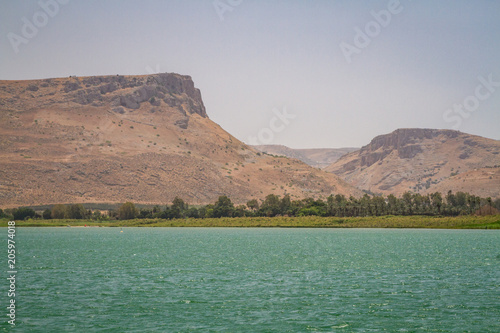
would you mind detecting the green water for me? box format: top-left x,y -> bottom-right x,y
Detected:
4,228 -> 500,332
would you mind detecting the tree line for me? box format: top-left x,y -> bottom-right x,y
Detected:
2,191 -> 499,221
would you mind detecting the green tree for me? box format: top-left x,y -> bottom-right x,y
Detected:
334,194 -> 347,216
402,192 -> 413,215
233,205 -> 248,217
298,206 -> 324,216
92,210 -> 103,220
372,196 -> 387,216
51,204 -> 67,219
387,194 -> 398,215
201,204 -> 214,218
42,209 -> 52,219
186,207 -> 199,218
246,199 -> 259,211
68,204 -> 87,219
13,207 -> 36,220
213,195 -> 234,217
259,194 -> 281,217
455,192 -> 467,209
108,209 -> 118,220
171,197 -> 187,218
446,190 -> 457,207
431,192 -> 443,214
326,195 -> 335,216
153,206 -> 165,219
412,194 -> 424,215
118,202 -> 138,220
486,197 -> 493,215
360,194 -> 372,216
138,208 -> 152,219
280,194 -> 292,215
348,196 -> 359,217
197,205 -> 207,219
494,198 -> 500,211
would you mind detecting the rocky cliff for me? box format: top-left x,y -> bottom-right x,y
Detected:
325,128 -> 500,198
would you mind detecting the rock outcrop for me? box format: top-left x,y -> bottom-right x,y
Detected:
63,73 -> 207,117
325,128 -> 500,197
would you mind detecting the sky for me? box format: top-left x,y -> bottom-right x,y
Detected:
1,0 -> 499,148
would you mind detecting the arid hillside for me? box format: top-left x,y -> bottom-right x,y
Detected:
0,73 -> 361,207
252,145 -> 358,169
325,128 -> 500,198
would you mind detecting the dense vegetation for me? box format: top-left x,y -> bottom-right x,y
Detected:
2,191 -> 499,222
2,215 -> 499,229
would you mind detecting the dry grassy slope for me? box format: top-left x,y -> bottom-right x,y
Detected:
429,167 -> 500,198
325,128 -> 500,198
0,73 -> 361,207
252,145 -> 358,168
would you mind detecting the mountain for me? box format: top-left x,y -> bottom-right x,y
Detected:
0,73 -> 361,207
252,145 -> 358,169
325,128 -> 500,198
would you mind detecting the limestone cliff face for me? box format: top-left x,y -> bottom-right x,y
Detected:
357,129 -> 459,168
64,73 -> 207,118
326,128 -> 500,197
366,129 -> 458,151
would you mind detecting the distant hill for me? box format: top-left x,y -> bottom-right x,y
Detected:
0,73 -> 361,207
252,145 -> 358,169
325,128 -> 500,198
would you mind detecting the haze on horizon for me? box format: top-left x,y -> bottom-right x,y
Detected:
1,0 -> 499,148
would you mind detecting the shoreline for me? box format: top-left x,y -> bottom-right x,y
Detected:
2,215 -> 499,229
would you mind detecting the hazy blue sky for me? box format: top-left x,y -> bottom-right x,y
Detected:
1,0 -> 499,148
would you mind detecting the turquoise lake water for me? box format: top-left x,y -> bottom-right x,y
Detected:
3,228 -> 500,332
